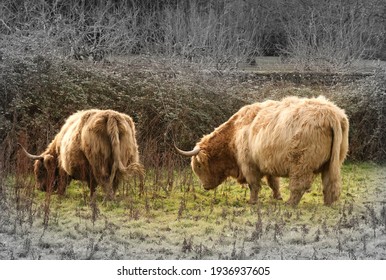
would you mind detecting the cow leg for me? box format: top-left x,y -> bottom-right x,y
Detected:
108,162 -> 118,197
248,184 -> 260,204
101,182 -> 115,201
266,175 -> 282,200
138,171 -> 145,196
240,164 -> 262,204
112,177 -> 120,193
88,177 -> 98,198
287,173 -> 314,206
91,165 -> 115,200
57,171 -> 71,195
321,167 -> 341,206
248,182 -> 261,204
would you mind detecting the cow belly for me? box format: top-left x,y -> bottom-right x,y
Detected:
60,150 -> 89,179
251,128 -> 331,177
255,148 -> 290,177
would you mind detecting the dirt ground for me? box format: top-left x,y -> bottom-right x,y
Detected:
0,164 -> 386,260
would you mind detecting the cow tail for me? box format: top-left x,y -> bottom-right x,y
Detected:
323,115 -> 349,205
107,115 -> 126,175
104,116 -> 124,198
107,115 -> 144,178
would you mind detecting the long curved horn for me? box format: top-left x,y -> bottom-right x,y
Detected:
17,143 -> 44,160
174,145 -> 200,157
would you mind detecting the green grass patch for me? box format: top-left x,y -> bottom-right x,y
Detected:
2,162 -> 385,259
5,162 -> 380,224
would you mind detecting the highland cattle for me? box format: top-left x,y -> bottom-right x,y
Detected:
176,96 -> 349,206
19,109 -> 144,199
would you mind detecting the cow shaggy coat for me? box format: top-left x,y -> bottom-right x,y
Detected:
20,109 -> 143,199
178,96 -> 349,206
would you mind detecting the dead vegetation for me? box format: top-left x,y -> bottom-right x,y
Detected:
0,54 -> 386,260
1,54 -> 386,167
0,163 -> 385,260
1,0 -> 386,261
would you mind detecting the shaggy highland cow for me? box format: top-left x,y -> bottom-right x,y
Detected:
19,109 -> 144,199
176,96 -> 349,206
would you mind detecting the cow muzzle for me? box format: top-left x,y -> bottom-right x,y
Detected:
202,181 -> 218,190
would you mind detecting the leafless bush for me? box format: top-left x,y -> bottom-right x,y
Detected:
1,53 -> 386,183
158,1 -> 261,69
0,0 -> 261,68
1,0 -> 385,71
340,68 -> 386,162
280,0 -> 385,72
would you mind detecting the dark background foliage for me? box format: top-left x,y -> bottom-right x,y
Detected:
1,0 -> 386,174
1,0 -> 385,67
1,55 -> 386,172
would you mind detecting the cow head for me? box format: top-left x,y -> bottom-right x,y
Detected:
175,145 -> 228,190
18,144 -> 57,192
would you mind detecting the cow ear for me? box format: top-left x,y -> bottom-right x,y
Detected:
33,158 -> 44,171
43,155 -> 55,170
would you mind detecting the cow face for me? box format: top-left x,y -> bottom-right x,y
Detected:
33,155 -> 57,192
191,151 -> 226,190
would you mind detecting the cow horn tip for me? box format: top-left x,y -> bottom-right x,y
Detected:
174,144 -> 200,157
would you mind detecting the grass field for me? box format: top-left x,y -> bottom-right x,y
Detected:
1,162 -> 385,260
1,0 -> 386,263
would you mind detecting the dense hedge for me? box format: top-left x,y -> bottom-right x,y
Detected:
1,55 -> 385,173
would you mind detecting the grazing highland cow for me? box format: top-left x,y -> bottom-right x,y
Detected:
176,96 -> 349,206
19,109 -> 144,199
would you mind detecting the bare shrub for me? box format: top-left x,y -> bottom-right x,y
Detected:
279,0 -> 385,72
340,68 -> 386,162
1,0 -> 385,71
0,0 -> 262,68
1,53 -> 386,181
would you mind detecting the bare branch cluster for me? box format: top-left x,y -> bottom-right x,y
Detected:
1,0 -> 385,70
